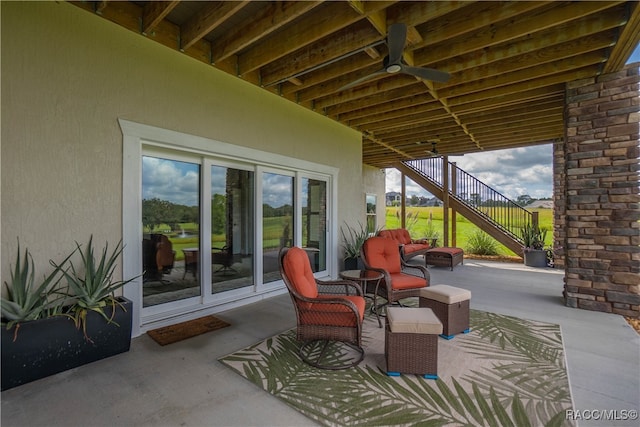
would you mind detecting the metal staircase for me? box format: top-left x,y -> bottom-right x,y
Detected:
395,158 -> 535,255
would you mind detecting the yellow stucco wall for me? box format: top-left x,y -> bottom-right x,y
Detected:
1,1 -> 369,281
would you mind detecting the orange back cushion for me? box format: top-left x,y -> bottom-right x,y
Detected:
378,229 -> 411,245
363,237 -> 401,274
283,247 -> 318,298
396,229 -> 412,244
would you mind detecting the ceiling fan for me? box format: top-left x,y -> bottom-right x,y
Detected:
339,23 -> 450,91
425,142 -> 439,156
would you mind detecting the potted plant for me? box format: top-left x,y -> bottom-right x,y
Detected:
340,222 -> 370,270
520,223 -> 548,267
1,236 -> 135,391
423,214 -> 440,247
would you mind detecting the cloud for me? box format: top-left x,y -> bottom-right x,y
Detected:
142,156 -> 200,206
262,172 -> 293,208
386,144 -> 553,199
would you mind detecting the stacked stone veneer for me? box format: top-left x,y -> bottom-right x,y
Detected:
556,63 -> 639,318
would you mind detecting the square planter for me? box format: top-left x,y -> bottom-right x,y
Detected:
1,297 -> 132,391
524,249 -> 547,267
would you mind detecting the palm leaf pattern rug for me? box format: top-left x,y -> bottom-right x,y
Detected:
219,309 -> 574,426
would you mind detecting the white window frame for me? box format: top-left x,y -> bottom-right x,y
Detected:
120,119 -> 339,336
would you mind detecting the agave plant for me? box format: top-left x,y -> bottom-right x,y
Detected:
51,236 -> 136,340
340,222 -> 371,259
520,223 -> 547,251
1,241 -> 73,338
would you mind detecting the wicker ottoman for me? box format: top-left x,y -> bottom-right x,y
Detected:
419,285 -> 471,340
425,247 -> 464,270
385,307 -> 442,379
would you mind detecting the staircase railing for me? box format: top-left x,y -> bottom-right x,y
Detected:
402,158 -> 533,242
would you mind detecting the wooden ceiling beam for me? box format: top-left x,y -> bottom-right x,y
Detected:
461,103 -> 564,126
425,9 -> 626,75
414,1 -> 549,52
452,86 -> 564,115
415,2 -> 626,66
346,100 -> 441,127
446,66 -> 599,107
373,118 -> 462,140
469,114 -> 562,136
442,51 -> 607,99
180,1 -> 251,51
260,20 -> 382,87
604,1 -> 640,72
336,93 -> 435,122
363,112 -> 455,134
142,1 -> 180,35
388,1 -> 473,29
316,6 -> 620,114
237,2 -> 361,75
211,1 -> 321,64
437,29 -> 618,85
443,45 -> 612,99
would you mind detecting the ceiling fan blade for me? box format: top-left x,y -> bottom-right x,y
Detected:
402,65 -> 450,83
387,23 -> 407,65
338,68 -> 387,91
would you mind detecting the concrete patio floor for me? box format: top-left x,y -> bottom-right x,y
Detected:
2,260 -> 638,426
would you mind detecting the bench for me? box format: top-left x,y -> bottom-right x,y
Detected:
425,247 -> 464,270
377,228 -> 432,262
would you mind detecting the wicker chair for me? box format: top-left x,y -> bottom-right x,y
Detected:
361,236 -> 430,326
279,246 -> 366,370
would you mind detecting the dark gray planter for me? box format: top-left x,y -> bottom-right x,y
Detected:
344,257 -> 364,271
523,249 -> 547,267
1,297 -> 132,391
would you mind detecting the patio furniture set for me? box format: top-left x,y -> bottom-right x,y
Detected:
279,229 -> 470,378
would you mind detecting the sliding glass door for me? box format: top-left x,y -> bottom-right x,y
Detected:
141,155 -> 200,308
301,177 -> 327,273
138,149 -> 331,321
262,171 -> 294,284
210,165 -> 254,293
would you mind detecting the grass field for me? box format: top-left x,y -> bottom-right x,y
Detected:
384,207 -> 554,257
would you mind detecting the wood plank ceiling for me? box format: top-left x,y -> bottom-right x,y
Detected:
71,1 -> 640,168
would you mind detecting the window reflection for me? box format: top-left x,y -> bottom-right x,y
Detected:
211,166 -> 254,293
141,156 -> 200,307
262,172 -> 293,283
302,178 -> 327,272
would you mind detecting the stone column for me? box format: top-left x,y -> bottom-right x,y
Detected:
561,63 -> 639,318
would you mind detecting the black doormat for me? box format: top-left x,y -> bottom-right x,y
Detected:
147,315 -> 230,346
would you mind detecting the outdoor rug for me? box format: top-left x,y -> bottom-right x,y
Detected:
147,315 -> 230,346
219,309 -> 574,426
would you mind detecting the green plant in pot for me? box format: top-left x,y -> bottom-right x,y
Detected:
423,213 -> 440,247
1,241 -> 73,339
520,223 -> 548,267
1,236 -> 136,391
340,222 -> 370,270
51,235 -> 136,341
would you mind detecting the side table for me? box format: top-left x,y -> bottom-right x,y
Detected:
339,269 -> 384,327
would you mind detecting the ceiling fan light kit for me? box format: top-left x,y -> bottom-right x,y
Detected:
339,23 -> 450,91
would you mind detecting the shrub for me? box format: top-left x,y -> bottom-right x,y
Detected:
466,230 -> 499,255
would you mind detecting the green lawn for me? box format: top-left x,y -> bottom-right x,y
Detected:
384,207 -> 554,257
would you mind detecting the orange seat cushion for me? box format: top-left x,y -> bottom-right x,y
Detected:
389,272 -> 426,290
404,243 -> 430,254
300,295 -> 365,326
283,247 -> 318,299
363,237 -> 402,274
